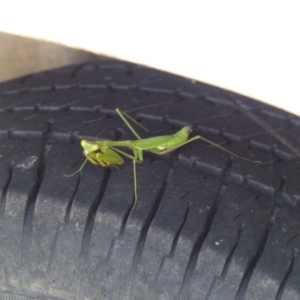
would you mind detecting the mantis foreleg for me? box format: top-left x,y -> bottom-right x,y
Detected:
64,158 -> 89,177
108,145 -> 143,214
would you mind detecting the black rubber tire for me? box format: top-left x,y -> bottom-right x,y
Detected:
0,60 -> 300,300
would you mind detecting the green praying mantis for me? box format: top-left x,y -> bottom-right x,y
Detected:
66,108 -> 260,214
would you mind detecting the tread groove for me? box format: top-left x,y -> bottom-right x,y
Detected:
234,208 -> 276,300
21,142 -> 48,286
178,184 -> 227,299
64,176 -> 80,224
274,176 -> 286,207
76,167 -> 112,298
45,223 -> 61,287
170,207 -> 190,258
0,162 -> 13,214
126,167 -> 173,298
96,234 -> 117,295
220,225 -> 244,280
275,248 -> 295,300
286,234 -> 298,246
148,207 -> 190,300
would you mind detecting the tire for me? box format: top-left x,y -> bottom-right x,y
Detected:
0,60 -> 299,300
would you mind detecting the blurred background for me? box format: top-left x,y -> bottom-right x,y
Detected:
0,32 -> 103,83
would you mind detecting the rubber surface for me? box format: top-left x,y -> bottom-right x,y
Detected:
0,61 -> 300,300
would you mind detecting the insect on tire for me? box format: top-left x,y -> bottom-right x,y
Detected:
0,59 -> 299,300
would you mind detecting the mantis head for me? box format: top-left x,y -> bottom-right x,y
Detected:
81,140 -> 100,156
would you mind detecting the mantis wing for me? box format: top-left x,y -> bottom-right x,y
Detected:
132,135 -> 175,150
132,126 -> 191,151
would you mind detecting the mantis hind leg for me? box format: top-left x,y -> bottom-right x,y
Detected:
194,135 -> 262,163
159,135 -> 261,164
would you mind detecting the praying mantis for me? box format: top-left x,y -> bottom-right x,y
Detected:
66,108 -> 260,214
